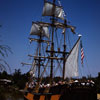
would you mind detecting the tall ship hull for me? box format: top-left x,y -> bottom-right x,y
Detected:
24,83 -> 97,100
22,0 -> 97,100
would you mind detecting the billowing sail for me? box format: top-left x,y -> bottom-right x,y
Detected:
64,38 -> 80,79
30,22 -> 49,38
42,2 -> 64,20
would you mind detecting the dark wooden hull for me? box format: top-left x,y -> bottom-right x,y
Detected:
24,83 -> 97,100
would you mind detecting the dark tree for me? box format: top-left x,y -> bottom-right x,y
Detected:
0,39 -> 12,73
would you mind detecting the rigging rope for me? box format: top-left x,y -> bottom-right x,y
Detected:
67,30 -> 72,50
55,28 -> 59,49
84,51 -> 91,76
55,28 -> 63,51
79,63 -> 83,78
54,60 -> 63,77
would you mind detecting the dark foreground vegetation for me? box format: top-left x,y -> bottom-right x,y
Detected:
0,69 -> 100,93
0,85 -> 24,100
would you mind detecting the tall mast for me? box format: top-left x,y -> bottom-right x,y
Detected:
37,26 -> 45,80
38,34 -> 42,79
50,0 -> 56,83
63,20 -> 67,80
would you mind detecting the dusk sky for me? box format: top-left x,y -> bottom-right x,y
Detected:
0,0 -> 100,77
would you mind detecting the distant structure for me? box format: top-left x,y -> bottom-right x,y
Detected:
0,79 -> 12,86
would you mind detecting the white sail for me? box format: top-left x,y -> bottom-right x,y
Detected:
29,60 -> 36,77
64,38 -> 80,79
55,6 -> 64,19
42,2 -> 64,20
29,47 -> 39,78
30,22 -> 49,38
42,27 -> 49,38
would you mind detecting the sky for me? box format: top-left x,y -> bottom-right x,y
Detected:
0,0 -> 100,77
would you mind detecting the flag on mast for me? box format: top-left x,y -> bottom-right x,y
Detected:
80,40 -> 84,64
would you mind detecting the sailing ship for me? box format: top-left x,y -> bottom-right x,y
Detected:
22,0 -> 97,100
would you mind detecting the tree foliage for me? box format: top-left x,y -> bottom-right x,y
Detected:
0,44 -> 12,73
0,69 -> 100,92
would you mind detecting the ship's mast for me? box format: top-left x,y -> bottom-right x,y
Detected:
28,0 -> 76,83
46,0 -> 68,81
30,34 -> 42,80
50,0 -> 56,83
38,34 -> 41,79
63,20 -> 67,80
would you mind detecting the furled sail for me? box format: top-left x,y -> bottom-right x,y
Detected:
30,22 -> 49,38
64,38 -> 80,79
42,2 -> 64,20
29,60 -> 36,78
